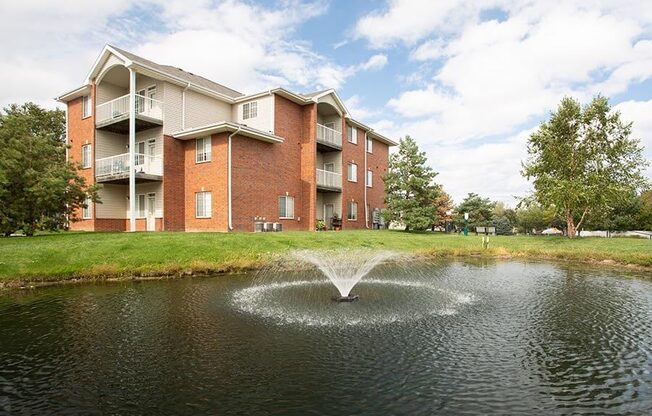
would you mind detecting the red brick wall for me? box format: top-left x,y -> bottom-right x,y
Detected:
299,100 -> 317,230
183,132 -> 228,231
68,82 -> 96,231
231,132 -> 305,231
341,124 -> 367,229
95,218 -> 126,231
366,138 -> 390,224
163,135 -> 185,231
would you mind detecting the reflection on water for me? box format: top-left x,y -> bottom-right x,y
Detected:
0,260 -> 650,415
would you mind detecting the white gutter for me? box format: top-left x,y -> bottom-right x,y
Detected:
227,126 -> 242,231
364,131 -> 369,229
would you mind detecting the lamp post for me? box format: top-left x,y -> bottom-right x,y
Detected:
464,212 -> 469,236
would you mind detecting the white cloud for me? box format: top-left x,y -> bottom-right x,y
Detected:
345,95 -> 379,120
0,0 -> 386,107
614,100 -> 652,179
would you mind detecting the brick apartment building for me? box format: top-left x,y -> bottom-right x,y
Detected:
56,45 -> 396,232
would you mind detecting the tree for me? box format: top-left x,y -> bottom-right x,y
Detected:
454,193 -> 495,229
522,96 -> 649,238
639,190 -> 652,231
583,190 -> 642,231
515,203 -> 558,234
384,136 -> 440,231
0,103 -> 99,236
433,189 -> 454,228
492,216 -> 513,235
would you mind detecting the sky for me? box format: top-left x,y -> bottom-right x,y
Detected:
1,0 -> 651,205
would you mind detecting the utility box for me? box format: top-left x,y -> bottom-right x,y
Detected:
264,222 -> 274,232
273,223 -> 282,232
254,222 -> 264,232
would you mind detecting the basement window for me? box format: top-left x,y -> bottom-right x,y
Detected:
347,201 -> 358,221
82,196 -> 92,219
243,101 -> 258,120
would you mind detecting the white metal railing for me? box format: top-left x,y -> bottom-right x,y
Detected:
316,169 -> 342,189
317,124 -> 342,148
95,153 -> 163,179
96,94 -> 163,125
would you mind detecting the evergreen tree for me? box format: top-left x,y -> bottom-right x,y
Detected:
454,193 -> 495,229
384,136 -> 440,231
0,103 -> 99,236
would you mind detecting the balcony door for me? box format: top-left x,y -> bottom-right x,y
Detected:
323,162 -> 334,172
146,193 -> 156,231
324,204 -> 334,229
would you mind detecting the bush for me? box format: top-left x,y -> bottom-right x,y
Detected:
493,216 -> 513,235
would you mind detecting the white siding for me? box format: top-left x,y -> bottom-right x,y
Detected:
96,82 -> 126,105
162,82 -> 183,134
234,95 -> 274,133
317,94 -> 342,114
185,90 -> 232,129
96,184 -> 127,218
136,127 -> 163,157
96,131 -> 128,159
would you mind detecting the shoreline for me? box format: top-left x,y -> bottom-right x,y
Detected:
2,249 -> 651,291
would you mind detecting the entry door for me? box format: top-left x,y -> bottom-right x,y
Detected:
146,193 -> 156,231
324,204 -> 334,229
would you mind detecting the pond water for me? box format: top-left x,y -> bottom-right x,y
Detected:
0,260 -> 651,415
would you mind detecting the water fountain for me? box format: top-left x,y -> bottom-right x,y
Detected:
292,250 -> 396,302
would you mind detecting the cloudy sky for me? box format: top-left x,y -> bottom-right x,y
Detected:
1,0 -> 651,205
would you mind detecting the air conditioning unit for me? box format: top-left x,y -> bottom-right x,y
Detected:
273,223 -> 282,232
254,222 -> 264,233
264,222 -> 274,232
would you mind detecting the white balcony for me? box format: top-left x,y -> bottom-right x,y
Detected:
316,169 -> 342,191
95,94 -> 163,133
95,153 -> 163,183
317,124 -> 342,149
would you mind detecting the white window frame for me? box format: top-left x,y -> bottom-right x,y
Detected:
81,144 -> 92,168
82,95 -> 92,119
366,137 -> 373,153
196,137 -> 212,163
347,125 -> 357,144
243,101 -> 258,120
136,194 -> 146,218
347,162 -> 358,182
347,201 -> 358,221
82,196 -> 92,219
366,170 -> 373,188
195,191 -> 212,218
279,195 -> 295,219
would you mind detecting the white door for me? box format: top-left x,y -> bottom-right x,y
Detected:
147,140 -> 156,173
146,193 -> 156,231
324,162 -> 334,172
324,204 -> 334,229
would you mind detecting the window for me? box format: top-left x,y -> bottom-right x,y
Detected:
279,195 -> 295,219
196,192 -> 212,218
243,101 -> 258,120
82,196 -> 92,219
366,170 -> 373,187
347,125 -> 357,144
347,201 -> 358,221
81,144 -> 91,168
82,95 -> 92,118
196,137 -> 211,162
366,137 -> 373,153
136,194 -> 146,218
347,163 -> 357,182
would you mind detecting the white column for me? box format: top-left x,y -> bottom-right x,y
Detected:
129,68 -> 136,232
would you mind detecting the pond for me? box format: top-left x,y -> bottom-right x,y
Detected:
0,259 -> 650,415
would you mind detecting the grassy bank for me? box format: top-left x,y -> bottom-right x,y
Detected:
0,230 -> 651,286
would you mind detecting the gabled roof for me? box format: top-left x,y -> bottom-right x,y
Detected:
109,46 -> 243,99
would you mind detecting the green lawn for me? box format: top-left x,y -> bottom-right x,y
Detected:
0,230 -> 651,285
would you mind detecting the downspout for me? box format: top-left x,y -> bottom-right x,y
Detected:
364,131 -> 369,228
181,83 -> 190,130
227,126 -> 242,231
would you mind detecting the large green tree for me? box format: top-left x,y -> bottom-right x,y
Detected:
0,103 -> 99,236
639,190 -> 652,231
384,136 -> 440,231
454,193 -> 495,229
522,96 -> 648,238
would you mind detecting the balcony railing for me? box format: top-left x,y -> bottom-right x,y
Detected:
96,94 -> 163,126
95,153 -> 163,179
317,124 -> 342,148
316,169 -> 342,189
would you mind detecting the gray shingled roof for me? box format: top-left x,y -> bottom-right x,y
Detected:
110,45 -> 244,98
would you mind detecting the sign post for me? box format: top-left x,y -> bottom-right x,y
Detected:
464,212 -> 469,236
